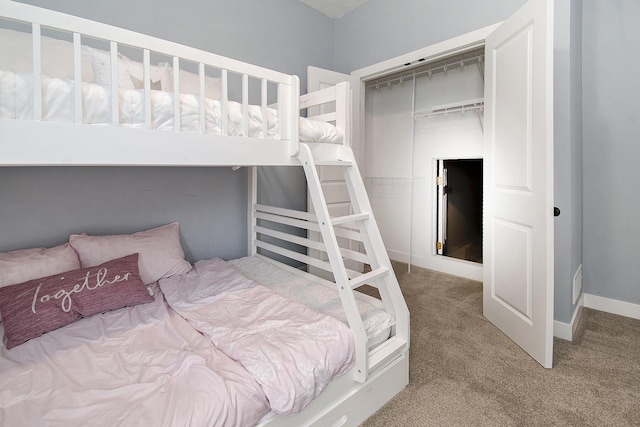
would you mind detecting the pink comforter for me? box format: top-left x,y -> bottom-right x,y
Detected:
159,258 -> 355,415
0,284 -> 269,426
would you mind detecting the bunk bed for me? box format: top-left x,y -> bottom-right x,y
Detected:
0,1 -> 410,426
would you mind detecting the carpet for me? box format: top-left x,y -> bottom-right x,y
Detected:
360,262 -> 640,426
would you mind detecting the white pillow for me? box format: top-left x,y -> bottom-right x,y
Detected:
69,222 -> 192,285
0,243 -> 81,288
0,28 -> 95,82
152,62 -> 222,100
84,46 -> 137,89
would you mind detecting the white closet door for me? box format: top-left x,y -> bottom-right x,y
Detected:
483,0 -> 555,368
307,67 -> 364,276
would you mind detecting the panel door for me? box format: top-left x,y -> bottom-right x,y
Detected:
483,0 -> 555,368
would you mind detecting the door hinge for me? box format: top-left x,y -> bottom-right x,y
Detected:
436,176 -> 442,186
436,241 -> 443,251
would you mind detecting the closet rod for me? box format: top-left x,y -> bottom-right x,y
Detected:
412,98 -> 484,119
367,54 -> 484,90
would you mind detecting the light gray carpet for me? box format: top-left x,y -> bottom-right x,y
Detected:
360,262 -> 640,426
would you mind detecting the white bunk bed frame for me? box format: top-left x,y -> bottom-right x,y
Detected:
0,2 -> 410,426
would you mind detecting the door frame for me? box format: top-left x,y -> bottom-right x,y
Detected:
435,157 -> 484,264
351,24 -> 501,82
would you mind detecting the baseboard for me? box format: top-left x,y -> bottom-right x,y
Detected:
554,293 -> 640,340
583,293 -> 640,320
553,295 -> 584,341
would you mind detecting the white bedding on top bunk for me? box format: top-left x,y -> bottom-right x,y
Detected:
0,70 -> 343,144
229,256 -> 396,350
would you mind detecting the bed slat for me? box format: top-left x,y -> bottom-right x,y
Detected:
172,57 -> 181,131
221,69 -> 228,135
73,32 -> 82,123
110,41 -> 119,125
31,23 -> 42,120
143,49 -> 151,129
242,74 -> 249,137
198,63 -> 205,133
261,78 -> 268,138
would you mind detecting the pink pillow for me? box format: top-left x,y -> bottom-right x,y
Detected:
69,222 -> 192,285
0,253 -> 153,349
0,243 -> 81,289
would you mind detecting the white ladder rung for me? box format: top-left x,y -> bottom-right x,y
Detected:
368,336 -> 408,372
349,267 -> 389,290
331,212 -> 370,226
313,159 -> 353,167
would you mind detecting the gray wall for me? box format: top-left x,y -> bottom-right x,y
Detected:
2,0 -> 334,261
0,167 -> 246,262
553,0 -> 583,323
334,0 -> 526,73
14,0 -> 334,93
582,1 -> 640,305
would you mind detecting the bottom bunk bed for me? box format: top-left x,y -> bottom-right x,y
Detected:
0,3 -> 409,423
0,221 -> 408,427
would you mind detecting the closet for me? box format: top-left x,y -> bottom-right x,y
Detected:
341,0 -> 556,369
364,48 -> 485,280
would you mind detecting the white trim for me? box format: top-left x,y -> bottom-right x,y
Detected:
386,248 -> 483,281
583,293 -> 640,321
351,23 -> 501,81
555,293 -> 640,341
553,321 -> 571,341
553,295 -> 583,341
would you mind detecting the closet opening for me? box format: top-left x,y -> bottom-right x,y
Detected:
436,158 -> 483,264
356,39 -> 488,280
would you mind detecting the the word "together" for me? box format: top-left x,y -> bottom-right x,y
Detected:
31,268 -> 132,314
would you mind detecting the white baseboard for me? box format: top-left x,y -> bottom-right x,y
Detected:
554,293 -> 640,341
583,293 -> 640,320
553,294 -> 584,341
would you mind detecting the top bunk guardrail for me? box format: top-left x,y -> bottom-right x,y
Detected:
0,1 -> 346,167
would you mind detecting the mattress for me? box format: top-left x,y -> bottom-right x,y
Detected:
229,256 -> 395,349
0,259 -> 356,426
0,69 -> 343,144
158,257 -> 355,415
0,283 -> 271,426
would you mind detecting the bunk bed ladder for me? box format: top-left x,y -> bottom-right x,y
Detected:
298,143 -> 410,384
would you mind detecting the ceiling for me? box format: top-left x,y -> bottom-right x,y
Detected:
299,0 -> 370,19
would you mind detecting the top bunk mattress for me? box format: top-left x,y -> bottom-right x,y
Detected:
0,69 -> 343,144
